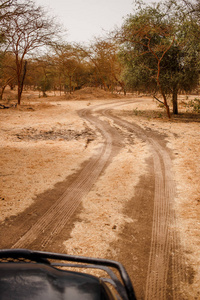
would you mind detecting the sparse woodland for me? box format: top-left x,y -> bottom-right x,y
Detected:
0,0 -> 200,116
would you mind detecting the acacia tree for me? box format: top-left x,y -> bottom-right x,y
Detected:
89,39 -> 114,90
31,56 -> 54,96
0,52 -> 16,99
0,1 -> 18,99
2,0 -> 61,105
118,1 -> 200,116
0,0 -> 15,23
53,43 -> 88,93
81,38 -> 125,93
119,5 -> 177,117
163,0 -> 200,114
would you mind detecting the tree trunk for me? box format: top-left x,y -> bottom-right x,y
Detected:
163,93 -> 170,118
69,75 -> 72,94
172,87 -> 178,114
156,59 -> 171,118
17,60 -> 27,105
9,82 -> 15,90
0,85 -> 6,100
158,80 -> 171,118
0,78 -> 15,100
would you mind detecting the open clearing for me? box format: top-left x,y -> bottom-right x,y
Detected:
0,90 -> 199,299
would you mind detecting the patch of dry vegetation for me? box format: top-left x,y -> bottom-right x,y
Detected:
65,87 -> 122,100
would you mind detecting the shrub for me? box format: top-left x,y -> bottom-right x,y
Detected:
187,98 -> 200,113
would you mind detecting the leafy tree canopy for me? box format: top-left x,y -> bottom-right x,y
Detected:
118,0 -> 200,116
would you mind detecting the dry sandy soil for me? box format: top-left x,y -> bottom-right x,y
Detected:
0,88 -> 199,299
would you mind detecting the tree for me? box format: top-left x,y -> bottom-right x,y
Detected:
118,4 -> 177,117
53,43 -> 88,93
118,1 -> 200,116
80,38 -> 125,94
2,0 -> 61,105
33,56 -> 54,96
0,1 -> 15,45
162,0 -> 200,113
0,52 -> 16,99
0,0 -> 15,22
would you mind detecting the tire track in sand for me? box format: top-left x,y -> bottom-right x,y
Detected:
12,99 -> 187,299
12,107 -> 120,249
101,110 -> 187,300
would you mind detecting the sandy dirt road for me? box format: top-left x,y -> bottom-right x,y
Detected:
105,107 -> 186,300
0,96 -> 199,299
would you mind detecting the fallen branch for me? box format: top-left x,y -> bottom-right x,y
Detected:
0,103 -> 17,109
153,96 -> 164,105
0,104 -> 10,109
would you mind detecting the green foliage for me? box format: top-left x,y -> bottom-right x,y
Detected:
38,77 -> 52,96
133,107 -> 139,115
118,0 -> 200,115
187,98 -> 200,113
118,4 -> 177,92
159,43 -> 199,94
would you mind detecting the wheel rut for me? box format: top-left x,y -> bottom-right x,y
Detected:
101,110 -> 187,299
9,99 -> 187,299
12,106 -> 123,249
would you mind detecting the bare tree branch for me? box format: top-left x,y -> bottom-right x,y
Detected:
1,0 -> 63,104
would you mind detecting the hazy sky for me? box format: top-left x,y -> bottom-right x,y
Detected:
35,0 -> 138,43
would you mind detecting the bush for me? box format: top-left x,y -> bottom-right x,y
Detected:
187,98 -> 200,113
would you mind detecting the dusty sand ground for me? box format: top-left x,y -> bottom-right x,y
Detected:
0,89 -> 199,298
111,97 -> 200,298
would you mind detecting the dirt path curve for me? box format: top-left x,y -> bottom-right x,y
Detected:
3,99 -> 187,299
12,101 -> 123,249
